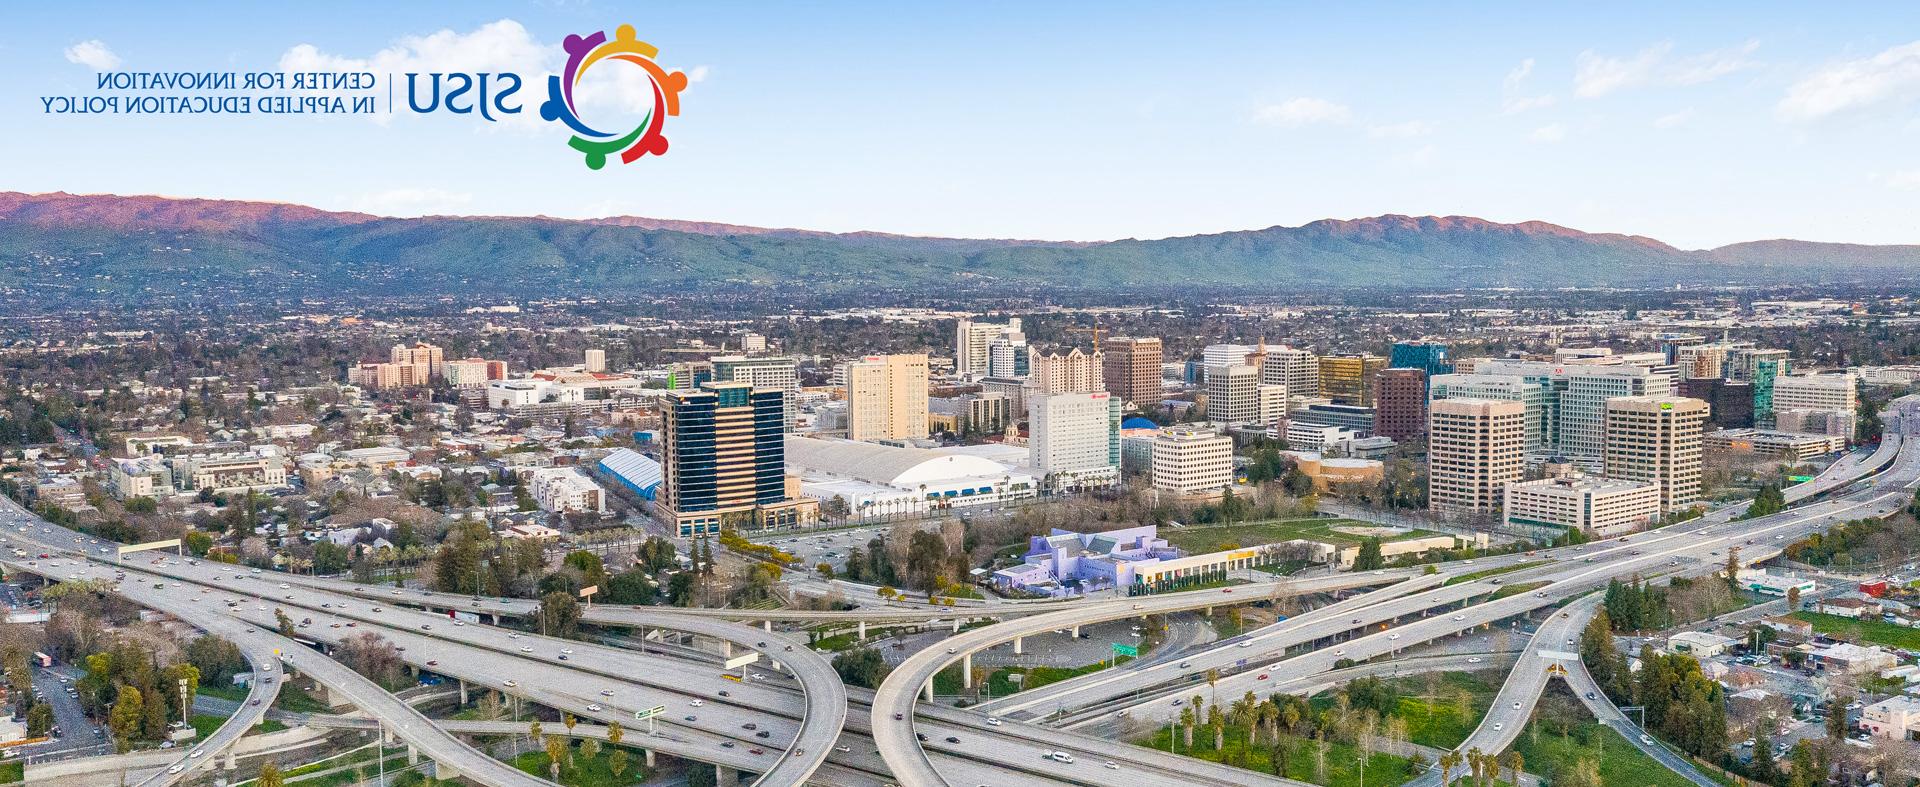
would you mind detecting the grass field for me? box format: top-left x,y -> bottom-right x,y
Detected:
1136,725 -> 1414,787
1162,518 -> 1440,554
190,714 -> 285,739
510,745 -> 649,786
1491,580 -> 1552,600
1509,719 -> 1703,787
199,682 -> 331,714
1792,611 -> 1920,649
0,761 -> 21,784
1383,671 -> 1501,750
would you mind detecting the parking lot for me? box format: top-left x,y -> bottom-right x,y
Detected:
755,526 -> 895,574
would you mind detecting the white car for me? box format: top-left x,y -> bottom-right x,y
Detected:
1493,723 -> 1504,731
520,646 -> 533,653
985,717 -> 1002,726
587,704 -> 602,712
1451,615 -> 1464,621
1237,641 -> 1252,648
1388,633 -> 1400,640
1266,662 -> 1283,671
503,680 -> 517,687
690,699 -> 705,707
1466,657 -> 1483,664
278,583 -> 290,589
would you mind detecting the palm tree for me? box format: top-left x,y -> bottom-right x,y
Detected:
1466,747 -> 1485,787
1438,750 -> 1461,785
1504,750 -> 1524,785
1179,706 -> 1196,750
1207,703 -> 1225,751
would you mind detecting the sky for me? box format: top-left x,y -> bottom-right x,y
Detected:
5,2 -> 1920,248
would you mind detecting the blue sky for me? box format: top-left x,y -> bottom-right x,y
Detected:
5,2 -> 1920,247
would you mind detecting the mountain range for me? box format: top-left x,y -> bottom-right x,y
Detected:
1,190 -> 1915,303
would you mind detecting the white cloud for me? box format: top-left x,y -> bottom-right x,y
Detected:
1530,123 -> 1567,142
1574,40 -> 1759,98
351,188 -> 475,216
1502,94 -> 1557,114
1253,97 -> 1351,127
1778,41 -> 1920,121
63,40 -> 120,70
1653,108 -> 1694,128
1503,59 -> 1535,92
686,65 -> 710,83
1500,57 -> 1555,113
1367,120 -> 1433,139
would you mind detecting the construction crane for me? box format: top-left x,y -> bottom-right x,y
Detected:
1062,324 -> 1105,348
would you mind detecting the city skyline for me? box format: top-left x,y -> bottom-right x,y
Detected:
7,2 -> 1920,248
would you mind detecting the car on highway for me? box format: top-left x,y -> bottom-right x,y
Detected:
720,740 -> 735,748
691,699 -> 704,707
985,717 -> 1002,726
503,680 -> 516,687
1049,751 -> 1075,763
1493,723 -> 1504,731
587,704 -> 602,712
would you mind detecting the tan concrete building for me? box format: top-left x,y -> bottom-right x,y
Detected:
1205,364 -> 1281,425
1428,398 -> 1526,513
1149,426 -> 1233,494
1101,336 -> 1163,408
1028,347 -> 1104,395
1603,395 -> 1708,513
842,354 -> 930,441
1503,475 -> 1662,537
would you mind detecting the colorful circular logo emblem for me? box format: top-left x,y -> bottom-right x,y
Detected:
540,24 -> 688,170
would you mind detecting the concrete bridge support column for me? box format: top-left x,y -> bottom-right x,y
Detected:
721,639 -> 732,658
1013,636 -> 1023,655
1071,625 -> 1080,638
433,762 -> 461,782
408,744 -> 419,766
858,620 -> 866,639
718,766 -> 740,787
459,678 -> 468,705
924,680 -> 936,702
962,653 -> 973,688
952,619 -> 961,633
225,748 -> 237,771
764,620 -> 773,633
644,749 -> 656,768
381,724 -> 394,745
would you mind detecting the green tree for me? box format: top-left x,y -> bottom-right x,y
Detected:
275,607 -> 295,637
108,683 -> 144,752
831,648 -> 890,689
608,748 -> 629,780
540,591 -> 582,639
25,702 -> 53,737
562,550 -> 608,589
1351,538 -> 1385,571
256,762 -> 286,787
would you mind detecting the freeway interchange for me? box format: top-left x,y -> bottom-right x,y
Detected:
1,394 -> 1914,786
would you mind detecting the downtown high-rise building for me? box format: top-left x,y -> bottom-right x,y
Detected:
712,355 -> 801,431
1430,372 -> 1555,453
660,382 -> 817,536
1374,368 -> 1428,440
1388,341 -> 1453,383
1028,347 -> 1104,395
955,317 -> 1021,378
1319,354 -> 1387,406
1029,391 -> 1120,490
1205,364 -> 1283,426
1428,398 -> 1527,514
841,354 -> 930,441
1260,345 -> 1319,399
583,348 -> 607,373
1101,336 -> 1163,408
1602,396 -> 1707,514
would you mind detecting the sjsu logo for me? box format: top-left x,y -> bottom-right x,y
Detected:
404,24 -> 687,170
543,24 -> 688,170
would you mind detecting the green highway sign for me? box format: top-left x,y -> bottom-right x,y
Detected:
1112,643 -> 1138,658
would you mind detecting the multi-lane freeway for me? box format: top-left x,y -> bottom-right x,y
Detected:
5,394 -> 1914,787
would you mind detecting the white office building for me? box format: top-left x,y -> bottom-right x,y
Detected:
1504,476 -> 1662,537
1150,426 -> 1233,495
528,467 -> 606,514
1029,391 -> 1120,490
